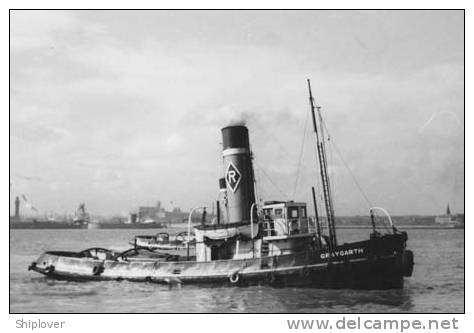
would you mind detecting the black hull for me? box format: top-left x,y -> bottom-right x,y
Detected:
273,256 -> 405,289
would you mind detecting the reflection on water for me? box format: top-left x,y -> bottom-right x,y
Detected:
10,228 -> 464,313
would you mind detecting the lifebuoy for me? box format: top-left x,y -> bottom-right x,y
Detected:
229,271 -> 240,284
92,264 -> 104,276
300,266 -> 310,277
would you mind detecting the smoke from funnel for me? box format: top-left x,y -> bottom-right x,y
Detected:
226,119 -> 246,127
226,110 -> 258,127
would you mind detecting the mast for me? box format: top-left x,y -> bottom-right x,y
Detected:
307,79 -> 337,248
311,186 -> 322,248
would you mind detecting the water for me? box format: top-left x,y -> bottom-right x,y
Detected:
10,228 -> 464,313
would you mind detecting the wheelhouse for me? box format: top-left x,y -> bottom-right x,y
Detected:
192,201 -> 321,263
262,201 -> 315,238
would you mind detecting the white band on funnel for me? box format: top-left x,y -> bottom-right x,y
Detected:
222,148 -> 249,157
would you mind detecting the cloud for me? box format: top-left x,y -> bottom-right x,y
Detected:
10,11 -> 464,215
10,11 -> 78,52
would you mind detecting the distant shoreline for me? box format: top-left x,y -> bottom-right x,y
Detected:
9,223 -> 463,230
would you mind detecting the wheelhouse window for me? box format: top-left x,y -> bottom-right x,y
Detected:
274,208 -> 283,218
288,207 -> 299,218
263,208 -> 273,217
301,207 -> 307,218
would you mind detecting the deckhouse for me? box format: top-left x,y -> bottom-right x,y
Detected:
192,126 -> 322,263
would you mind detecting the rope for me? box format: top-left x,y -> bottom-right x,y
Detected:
292,111 -> 309,198
325,131 -> 337,211
251,122 -> 296,166
254,169 -> 266,201
254,162 -> 288,200
321,119 -> 373,209
251,148 -> 261,206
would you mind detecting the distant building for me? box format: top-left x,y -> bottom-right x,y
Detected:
137,201 -> 166,223
128,213 -> 138,224
14,196 -> 20,220
435,203 -> 457,224
164,207 -> 189,223
455,213 -> 465,224
135,200 -> 211,224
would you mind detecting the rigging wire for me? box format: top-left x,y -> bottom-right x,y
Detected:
251,122 -> 297,166
250,147 -> 261,207
256,176 -> 268,204
324,124 -> 337,212
321,118 -> 374,210
254,161 -> 289,200
292,110 -> 309,199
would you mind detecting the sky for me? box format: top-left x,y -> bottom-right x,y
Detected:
10,10 -> 464,216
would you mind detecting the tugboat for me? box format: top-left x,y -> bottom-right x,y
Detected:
28,80 -> 414,289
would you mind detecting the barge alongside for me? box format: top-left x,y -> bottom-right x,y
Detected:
28,80 -> 414,289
